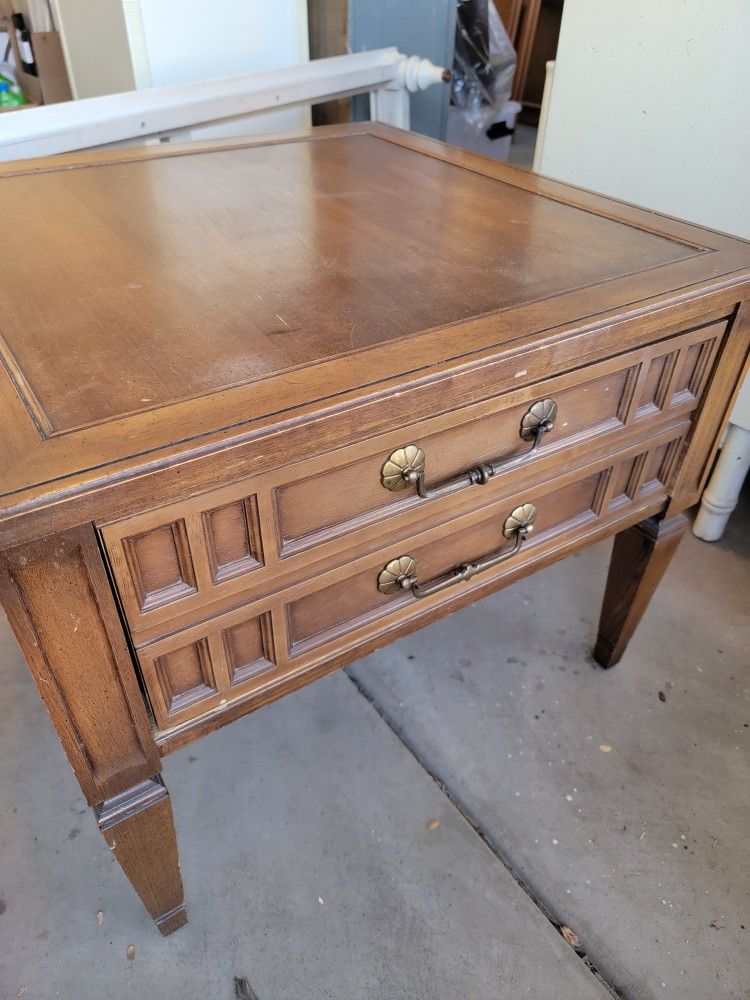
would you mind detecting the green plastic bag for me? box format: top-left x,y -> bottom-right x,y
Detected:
0,74 -> 27,107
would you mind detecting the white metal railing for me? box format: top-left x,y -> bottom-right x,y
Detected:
0,48 -> 449,161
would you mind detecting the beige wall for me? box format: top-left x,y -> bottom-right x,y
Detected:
51,0 -> 136,98
538,0 -> 750,239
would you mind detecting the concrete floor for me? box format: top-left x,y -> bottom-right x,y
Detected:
0,497 -> 747,999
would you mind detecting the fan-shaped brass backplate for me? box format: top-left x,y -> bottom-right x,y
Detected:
376,555 -> 417,594
380,445 -> 426,491
503,503 -> 537,538
520,399 -> 558,441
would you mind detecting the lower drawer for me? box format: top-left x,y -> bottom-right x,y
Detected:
134,428 -> 684,740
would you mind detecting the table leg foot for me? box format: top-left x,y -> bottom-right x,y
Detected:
594,513 -> 688,669
155,904 -> 189,936
95,775 -> 187,934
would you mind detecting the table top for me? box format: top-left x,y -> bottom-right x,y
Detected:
0,123 -> 748,523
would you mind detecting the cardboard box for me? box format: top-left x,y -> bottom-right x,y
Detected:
0,0 -> 72,104
30,29 -> 72,102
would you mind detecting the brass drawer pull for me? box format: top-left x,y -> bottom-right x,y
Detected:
380,399 -> 557,498
377,503 -> 537,600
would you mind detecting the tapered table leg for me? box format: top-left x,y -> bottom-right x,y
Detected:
96,776 -> 186,935
594,513 -> 688,668
0,525 -> 187,934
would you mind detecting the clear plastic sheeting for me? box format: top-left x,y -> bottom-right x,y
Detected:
451,0 -> 516,129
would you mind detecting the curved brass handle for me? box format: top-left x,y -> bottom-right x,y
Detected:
377,503 -> 537,601
381,399 -> 557,499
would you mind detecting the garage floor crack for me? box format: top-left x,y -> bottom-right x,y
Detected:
346,667 -> 626,1000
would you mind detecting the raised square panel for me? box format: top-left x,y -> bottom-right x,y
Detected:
607,456 -> 641,508
637,353 -> 675,414
153,638 -> 216,721
672,340 -> 715,403
222,614 -> 275,685
123,520 -> 197,612
640,442 -> 674,494
203,497 -> 263,583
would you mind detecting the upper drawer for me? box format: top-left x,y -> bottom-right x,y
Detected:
273,320 -> 722,557
100,317 -> 724,641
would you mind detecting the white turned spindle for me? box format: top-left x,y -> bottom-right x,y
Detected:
693,423 -> 750,541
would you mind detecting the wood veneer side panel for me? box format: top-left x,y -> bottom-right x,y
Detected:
667,300 -> 750,513
0,524 -> 160,803
307,0 -> 348,61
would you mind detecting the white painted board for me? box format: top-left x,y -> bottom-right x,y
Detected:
134,0 -> 310,137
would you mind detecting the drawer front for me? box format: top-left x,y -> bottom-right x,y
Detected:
283,438 -> 683,656
135,429 -> 684,737
273,321 -> 720,557
100,317 -> 723,644
286,473 -> 602,656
